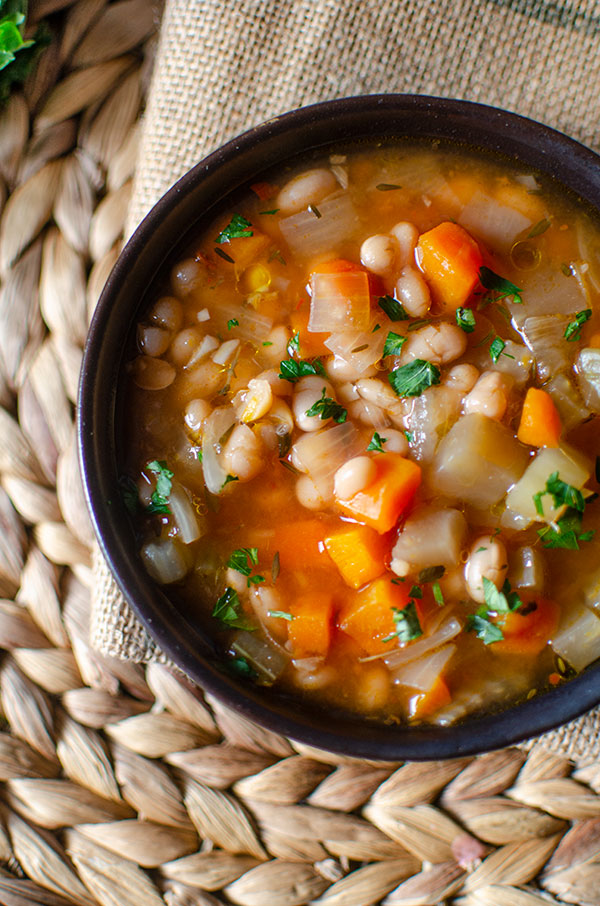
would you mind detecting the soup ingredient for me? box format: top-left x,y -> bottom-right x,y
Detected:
324,524 -> 388,589
338,577 -> 415,655
335,452 -> 422,533
416,221 -> 483,311
517,387 -> 562,448
288,594 -> 334,657
464,534 -> 508,604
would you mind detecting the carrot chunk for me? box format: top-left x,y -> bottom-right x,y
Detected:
288,593 -> 334,658
517,387 -> 562,448
338,576 -> 412,655
493,597 -> 560,656
263,520 -> 328,571
417,222 -> 483,312
335,453 -> 422,534
408,676 -> 451,720
324,525 -> 389,589
290,306 -> 331,357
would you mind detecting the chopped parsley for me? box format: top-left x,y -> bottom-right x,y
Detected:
489,336 -> 506,363
226,547 -> 265,587
227,318 -> 239,330
533,471 -> 586,515
216,214 -> 253,243
259,209 -> 279,215
467,613 -> 504,645
537,510 -> 595,549
278,358 -> 325,382
146,460 -> 173,514
456,307 -> 476,333
213,587 -> 255,630
527,218 -> 551,239
404,430 -> 414,443
367,431 -> 387,453
409,585 -> 423,599
308,203 -> 322,218
383,331 -> 407,357
388,359 -> 441,398
305,387 -> 348,423
407,319 -> 429,331
375,183 -> 402,191
467,578 -> 524,645
564,309 -> 592,342
268,610 -> 294,621
221,474 -> 239,489
432,582 -> 445,606
417,565 -> 445,583
377,295 -> 409,321
478,266 -> 522,305
482,577 -> 523,615
228,655 -> 255,678
383,601 -> 423,643
372,323 -> 382,333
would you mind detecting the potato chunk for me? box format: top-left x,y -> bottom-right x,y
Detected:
504,444 -> 592,524
431,413 -> 528,508
391,506 -> 467,575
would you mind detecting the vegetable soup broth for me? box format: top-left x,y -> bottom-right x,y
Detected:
123,142 -> 600,726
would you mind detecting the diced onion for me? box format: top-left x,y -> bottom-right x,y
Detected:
309,270 -> 371,333
230,631 -> 289,685
202,406 -> 237,495
291,422 -> 361,497
471,340 -> 533,386
513,267 -> 587,329
169,481 -> 202,544
213,301 -> 273,343
392,644 -> 456,691
576,347 -> 600,412
381,616 -> 462,670
545,373 -> 591,431
457,190 -> 532,251
405,385 -> 462,463
184,335 -> 219,370
140,539 -> 189,584
520,315 -> 572,381
552,606 -> 600,672
279,193 -> 359,258
391,506 -> 467,572
325,319 -> 387,372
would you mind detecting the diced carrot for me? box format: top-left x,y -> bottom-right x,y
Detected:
288,593 -> 334,658
408,676 -> 451,720
335,453 -> 422,534
290,305 -> 331,357
324,525 -> 389,589
589,332 -> 600,348
338,576 -> 413,655
548,672 -> 561,686
213,227 -> 271,273
517,387 -> 562,448
417,222 -> 483,312
311,258 -> 360,275
492,597 -> 560,656
263,519 -> 329,571
250,182 -> 276,201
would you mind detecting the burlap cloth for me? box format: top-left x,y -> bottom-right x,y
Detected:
92,0 -> 600,763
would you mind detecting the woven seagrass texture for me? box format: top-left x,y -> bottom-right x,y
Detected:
0,2 -> 600,905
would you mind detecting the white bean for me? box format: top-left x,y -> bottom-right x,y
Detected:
337,381 -> 360,403
170,327 -> 203,367
355,377 -> 399,409
260,325 -> 289,365
296,375 -> 334,394
238,378 -> 273,423
401,321 -> 467,366
184,398 -> 211,436
293,663 -> 337,690
295,474 -> 329,509
347,398 -> 389,428
257,369 -> 293,397
276,168 -> 338,215
130,356 -> 175,390
222,424 -> 264,482
225,567 -> 247,594
445,363 -> 479,394
293,377 -> 336,433
176,360 -> 224,400
137,324 -> 172,357
149,296 -> 183,331
360,234 -> 396,275
395,267 -> 431,318
379,428 -> 409,455
326,355 -> 376,382
464,534 -> 508,604
463,371 -> 512,421
390,221 -> 419,266
171,258 -> 203,297
333,456 -> 376,499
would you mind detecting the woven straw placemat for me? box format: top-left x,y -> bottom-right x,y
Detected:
0,2 -> 599,905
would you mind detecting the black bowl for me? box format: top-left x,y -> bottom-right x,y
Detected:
78,94 -> 600,760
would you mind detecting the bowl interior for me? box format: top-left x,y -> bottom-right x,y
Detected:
79,95 -> 600,760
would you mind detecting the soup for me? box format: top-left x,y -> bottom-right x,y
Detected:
121,142 -> 600,726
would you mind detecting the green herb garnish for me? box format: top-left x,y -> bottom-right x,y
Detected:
227,547 -> 259,576
383,331 -> 407,357
147,460 -> 173,514
227,318 -> 239,330
305,387 -> 347,423
119,475 -> 139,516
490,337 -> 506,363
367,431 -> 387,453
216,214 -> 253,243
537,509 -> 595,549
527,218 -> 551,239
0,3 -> 48,107
372,323 -> 382,333
213,587 -> 255,630
408,585 -> 423,599
229,655 -> 255,678
533,471 -> 586,515
259,209 -> 279,215
564,309 -> 592,342
268,610 -> 294,621
221,474 -> 239,489
278,358 -> 325,383
377,295 -> 409,321
467,613 -> 504,645
456,307 -> 476,333
417,565 -> 445,583
483,577 -> 523,615
404,430 -> 414,443
479,266 -> 522,304
388,359 -> 441,398
432,582 -> 445,606
383,601 -> 423,643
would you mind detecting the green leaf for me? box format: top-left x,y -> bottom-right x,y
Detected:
417,565 -> 445,583
456,307 -> 476,333
388,359 -> 441,398
479,266 -> 522,304
147,460 -> 173,514
467,613 -> 504,644
545,471 -> 585,512
383,330 -> 407,357
228,655 -> 255,677
214,246 -> 235,264
537,509 -> 595,549
0,10 -> 48,107
213,587 -> 255,630
216,214 -> 253,243
221,474 -> 239,489
482,577 -> 523,615
367,431 -> 387,453
564,308 -> 592,342
490,336 -> 506,363
527,218 -> 551,239
383,601 -> 423,643
432,582 -> 445,606
278,358 -> 325,383
305,387 -> 347,423
268,610 -> 294,621
409,585 -> 423,599
377,295 -> 409,321
227,318 -> 239,330
226,547 -> 259,577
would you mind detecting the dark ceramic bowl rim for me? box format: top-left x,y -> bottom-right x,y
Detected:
78,94 -> 600,760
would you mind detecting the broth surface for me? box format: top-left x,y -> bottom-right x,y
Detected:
122,142 -> 600,726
